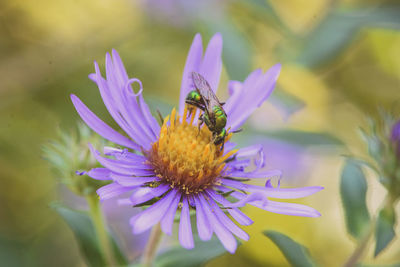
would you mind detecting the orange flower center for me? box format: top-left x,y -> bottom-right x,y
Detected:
145,106 -> 236,194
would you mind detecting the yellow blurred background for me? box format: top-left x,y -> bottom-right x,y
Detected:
1,0 -> 399,266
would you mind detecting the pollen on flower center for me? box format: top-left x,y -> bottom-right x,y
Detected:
145,106 -> 236,194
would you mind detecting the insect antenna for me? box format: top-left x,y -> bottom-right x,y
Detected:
232,128 -> 243,134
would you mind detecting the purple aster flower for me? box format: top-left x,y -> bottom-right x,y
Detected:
70,33 -> 323,253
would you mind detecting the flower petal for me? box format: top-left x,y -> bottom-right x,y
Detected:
92,62 -> 150,147
104,53 -> 156,147
89,145 -> 154,176
179,34 -> 203,114
111,49 -> 129,85
227,170 -> 282,179
87,168 -> 111,180
110,174 -> 158,187
179,197 -> 195,249
199,195 -> 237,254
199,33 -> 223,93
253,200 -> 321,217
223,68 -> 262,114
139,93 -> 161,138
130,190 -> 178,234
235,144 -> 265,171
207,190 -> 253,226
160,191 -> 181,235
103,147 -> 147,163
97,183 -> 135,201
129,184 -> 170,206
70,94 -> 140,150
221,179 -> 323,199
194,195 -> 213,241
223,191 -> 269,208
226,64 -> 281,131
208,198 -> 249,241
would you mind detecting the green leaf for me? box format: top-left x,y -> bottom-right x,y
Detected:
340,160 -> 370,240
297,7 -> 400,67
374,205 -> 396,257
155,238 -> 228,267
51,203 -> 127,267
264,230 -> 316,267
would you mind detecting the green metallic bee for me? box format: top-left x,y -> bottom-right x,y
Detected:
185,72 -> 228,149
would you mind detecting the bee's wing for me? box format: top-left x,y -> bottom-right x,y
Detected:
191,72 -> 221,119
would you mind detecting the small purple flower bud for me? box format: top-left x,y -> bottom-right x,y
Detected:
75,170 -> 86,176
391,120 -> 400,156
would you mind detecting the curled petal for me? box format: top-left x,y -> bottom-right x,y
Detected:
227,159 -> 251,171
95,61 -> 152,147
235,144 -> 266,171
125,78 -> 143,97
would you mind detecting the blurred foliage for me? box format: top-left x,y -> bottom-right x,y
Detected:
52,203 -> 127,267
264,230 -> 317,267
43,123 -> 109,196
340,159 -> 371,240
1,0 -> 400,266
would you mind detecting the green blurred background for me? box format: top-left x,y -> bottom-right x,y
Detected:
1,0 -> 399,266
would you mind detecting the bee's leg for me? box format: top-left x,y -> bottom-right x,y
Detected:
219,136 -> 225,152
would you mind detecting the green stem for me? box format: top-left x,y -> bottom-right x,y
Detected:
86,194 -> 116,266
343,193 -> 397,267
142,224 -> 163,267
342,220 -> 375,267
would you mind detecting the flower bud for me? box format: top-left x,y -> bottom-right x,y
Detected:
43,122 -> 109,196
